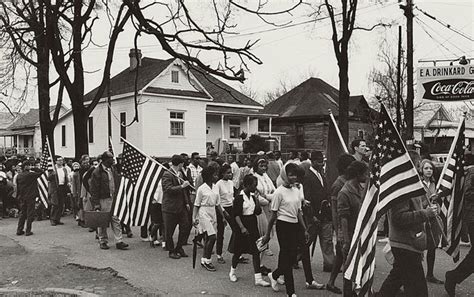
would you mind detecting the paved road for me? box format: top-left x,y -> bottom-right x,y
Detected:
1,215 -> 473,296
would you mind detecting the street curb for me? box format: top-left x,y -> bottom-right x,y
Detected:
0,287 -> 99,296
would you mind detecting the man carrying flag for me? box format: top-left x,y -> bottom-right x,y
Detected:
344,103 -> 434,296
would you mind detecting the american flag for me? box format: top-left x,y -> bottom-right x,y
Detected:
437,118 -> 465,262
37,140 -> 54,208
344,104 -> 426,295
112,140 -> 164,226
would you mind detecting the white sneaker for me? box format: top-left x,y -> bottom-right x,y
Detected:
255,278 -> 270,287
305,280 -> 325,290
229,272 -> 237,282
277,275 -> 285,285
290,294 -> 297,297
268,272 -> 279,292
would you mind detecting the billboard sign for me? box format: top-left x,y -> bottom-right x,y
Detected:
417,64 -> 474,102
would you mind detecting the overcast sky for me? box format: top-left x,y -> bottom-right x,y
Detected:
3,0 -> 474,111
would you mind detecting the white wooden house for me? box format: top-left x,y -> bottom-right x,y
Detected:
54,49 -> 276,158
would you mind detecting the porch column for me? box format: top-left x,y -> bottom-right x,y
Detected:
221,114 -> 225,140
246,116 -> 250,138
17,135 -> 19,152
269,117 -> 272,138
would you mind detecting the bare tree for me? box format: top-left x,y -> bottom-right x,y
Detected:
0,1 -> 64,151
369,39 -> 407,127
317,0 -> 390,143
46,0 -> 132,159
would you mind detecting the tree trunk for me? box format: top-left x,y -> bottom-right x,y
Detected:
36,23 -> 55,156
338,50 -> 350,144
71,102 -> 89,159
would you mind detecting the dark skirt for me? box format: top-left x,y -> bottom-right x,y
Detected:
230,215 -> 259,255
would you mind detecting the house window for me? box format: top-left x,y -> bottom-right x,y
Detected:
171,70 -> 179,83
88,117 -> 94,143
23,137 -> 29,148
296,124 -> 304,148
229,118 -> 241,139
358,129 -> 365,139
120,112 -> 126,140
170,111 -> 185,136
61,125 -> 66,147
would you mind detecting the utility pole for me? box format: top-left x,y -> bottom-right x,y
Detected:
397,25 -> 402,132
401,0 -> 414,142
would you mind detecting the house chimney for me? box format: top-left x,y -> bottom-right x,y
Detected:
129,48 -> 142,71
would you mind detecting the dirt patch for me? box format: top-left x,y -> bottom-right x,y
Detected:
0,236 -> 153,296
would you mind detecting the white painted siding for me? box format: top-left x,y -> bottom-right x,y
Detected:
54,98 -> 142,158
149,63 -> 204,92
141,95 -> 206,157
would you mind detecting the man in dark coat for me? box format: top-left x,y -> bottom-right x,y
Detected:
302,150 -> 335,272
90,151 -> 128,250
162,154 -> 191,259
48,156 -> 69,226
16,161 -> 43,236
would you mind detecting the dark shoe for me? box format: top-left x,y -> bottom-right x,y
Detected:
177,248 -> 188,257
88,228 -> 95,232
217,256 -> 226,264
99,243 -> 109,250
426,275 -> 444,284
25,231 -> 33,236
56,221 -> 64,225
127,232 -> 133,238
116,242 -> 129,250
201,262 -> 216,272
326,284 -> 342,294
260,265 -> 272,275
238,256 -> 249,264
51,221 -> 57,226
444,271 -> 456,297
16,230 -> 25,236
169,252 -> 181,259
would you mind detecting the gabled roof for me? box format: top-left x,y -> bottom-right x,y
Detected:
83,57 -> 262,108
84,57 -> 174,102
8,106 -> 61,130
263,77 -> 372,119
414,104 -> 454,128
0,112 -> 18,129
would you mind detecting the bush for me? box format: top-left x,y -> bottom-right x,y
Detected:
243,134 -> 267,153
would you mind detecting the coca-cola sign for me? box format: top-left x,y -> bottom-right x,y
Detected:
417,65 -> 474,102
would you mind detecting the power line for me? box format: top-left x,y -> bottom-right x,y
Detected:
414,16 -> 464,56
84,1 -> 397,52
414,5 -> 474,42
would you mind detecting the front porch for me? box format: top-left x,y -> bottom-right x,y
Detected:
205,106 -> 278,154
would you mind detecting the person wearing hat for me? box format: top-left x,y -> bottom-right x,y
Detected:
16,161 -> 43,236
90,151 -> 128,250
302,150 -> 335,272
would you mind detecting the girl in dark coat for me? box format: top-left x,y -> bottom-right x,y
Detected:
229,174 -> 270,287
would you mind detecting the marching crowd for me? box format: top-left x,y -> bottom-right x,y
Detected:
0,139 -> 473,297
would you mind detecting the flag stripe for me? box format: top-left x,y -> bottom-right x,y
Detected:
344,104 -> 426,294
113,141 -> 165,226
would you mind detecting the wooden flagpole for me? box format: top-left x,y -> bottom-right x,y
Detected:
328,109 -> 349,153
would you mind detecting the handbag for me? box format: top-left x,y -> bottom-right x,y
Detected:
84,210 -> 111,228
